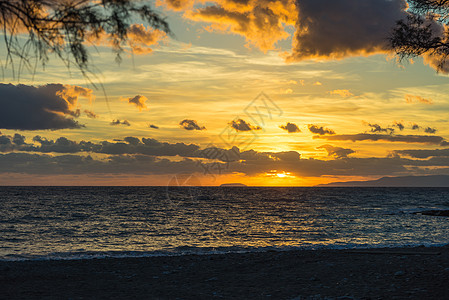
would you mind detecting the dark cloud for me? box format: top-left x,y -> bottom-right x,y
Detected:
198,146 -> 241,162
410,124 -> 437,134
288,0 -> 407,61
394,148 -> 449,159
31,136 -> 83,153
0,83 -> 89,130
179,119 -> 206,131
393,121 -> 404,131
308,125 -> 335,135
229,119 -> 261,132
0,133 -> 27,152
424,127 -> 437,134
0,152 -> 199,175
149,124 -> 159,129
4,150 -> 448,177
7,134 -> 203,158
316,133 -> 447,145
366,123 -> 395,134
317,144 -> 355,158
1,133 -> 449,178
124,137 -> 141,146
110,119 -> 131,126
280,122 -> 301,133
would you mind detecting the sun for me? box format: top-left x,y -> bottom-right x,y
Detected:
276,172 -> 289,178
265,170 -> 294,178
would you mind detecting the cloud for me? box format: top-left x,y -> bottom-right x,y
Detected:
184,0 -> 297,52
0,133 -> 238,162
161,0 -> 412,64
363,121 -> 429,134
84,110 -> 98,119
308,124 -> 335,135
365,123 -> 395,134
393,121 -> 404,131
157,0 -> 194,11
410,124 -> 438,134
127,24 -> 167,54
0,133 -> 27,152
424,127 -> 437,134
405,94 -> 433,104
0,83 -> 91,130
328,89 -> 353,97
149,124 -> 159,129
122,95 -> 148,111
22,135 -> 202,157
3,150 -> 448,178
279,122 -> 301,133
316,133 -> 447,145
317,144 -> 355,158
110,119 -> 131,126
179,119 -> 206,131
287,0 -> 407,61
89,24 -> 167,55
394,148 -> 449,159
229,119 -> 261,132
0,152 -> 201,176
31,136 -> 83,153
423,53 -> 449,74
1,133 -> 449,178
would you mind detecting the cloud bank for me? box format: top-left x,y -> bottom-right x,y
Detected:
1,133 -> 449,178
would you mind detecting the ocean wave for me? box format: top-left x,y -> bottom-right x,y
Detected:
2,242 -> 448,262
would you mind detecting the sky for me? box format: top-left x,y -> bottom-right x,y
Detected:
0,0 -> 448,186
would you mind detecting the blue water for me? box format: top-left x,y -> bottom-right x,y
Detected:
1,187 -> 448,260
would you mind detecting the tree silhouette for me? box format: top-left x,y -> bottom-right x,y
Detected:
390,0 -> 449,71
0,0 -> 171,78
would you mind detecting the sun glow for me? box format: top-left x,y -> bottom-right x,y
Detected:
266,170 -> 294,178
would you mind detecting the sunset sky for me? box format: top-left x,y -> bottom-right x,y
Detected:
1,0 -> 448,186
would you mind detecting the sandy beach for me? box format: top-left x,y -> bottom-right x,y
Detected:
1,245 -> 449,299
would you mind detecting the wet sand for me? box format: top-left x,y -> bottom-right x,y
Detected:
1,245 -> 449,299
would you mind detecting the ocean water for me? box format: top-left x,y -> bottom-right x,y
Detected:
1,186 -> 448,261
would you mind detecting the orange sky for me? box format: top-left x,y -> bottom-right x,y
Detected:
0,0 -> 448,186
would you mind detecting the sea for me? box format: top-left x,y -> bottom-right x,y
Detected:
1,186 -> 448,261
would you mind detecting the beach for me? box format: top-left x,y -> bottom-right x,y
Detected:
2,245 -> 449,299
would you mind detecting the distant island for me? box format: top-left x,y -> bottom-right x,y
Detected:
318,175 -> 449,187
220,183 -> 247,187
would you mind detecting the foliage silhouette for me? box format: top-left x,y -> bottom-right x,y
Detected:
0,0 -> 171,78
391,0 -> 449,71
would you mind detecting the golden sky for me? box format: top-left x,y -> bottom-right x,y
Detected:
0,0 -> 448,186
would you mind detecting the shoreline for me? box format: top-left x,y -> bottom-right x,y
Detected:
2,245 -> 449,299
2,242 -> 449,262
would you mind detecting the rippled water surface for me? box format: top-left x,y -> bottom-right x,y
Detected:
1,187 -> 448,260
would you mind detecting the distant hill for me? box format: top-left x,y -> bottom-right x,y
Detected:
220,183 -> 247,187
318,175 -> 449,187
